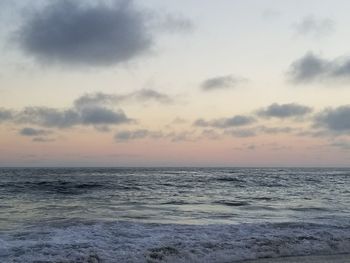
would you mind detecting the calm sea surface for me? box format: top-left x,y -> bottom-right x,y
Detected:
1,168 -> 350,262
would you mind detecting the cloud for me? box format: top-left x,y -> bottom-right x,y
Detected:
167,131 -> 195,142
0,89 -> 174,131
74,93 -> 119,109
74,89 -> 172,109
314,105 -> 350,132
115,129 -> 151,141
329,140 -> 350,150
133,89 -> 173,103
225,129 -> 257,138
16,0 -> 151,67
294,16 -> 335,38
288,52 -> 350,83
201,129 -> 221,140
80,107 -> 129,125
258,126 -> 295,134
19,127 -> 51,136
17,107 -> 81,128
201,75 -> 246,91
257,103 -> 312,118
16,106 -> 130,128
0,93 -> 132,129
296,130 -> 329,138
0,109 -> 13,122
114,129 -> 196,142
194,115 -> 255,128
155,14 -> 193,34
115,129 -> 168,142
32,137 -> 55,143
224,125 -> 295,138
14,0 -> 192,67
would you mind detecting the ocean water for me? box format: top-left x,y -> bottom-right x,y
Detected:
0,168 -> 350,262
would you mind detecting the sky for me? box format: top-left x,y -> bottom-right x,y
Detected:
0,0 -> 350,167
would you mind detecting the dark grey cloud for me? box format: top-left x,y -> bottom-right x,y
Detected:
17,107 -> 80,128
294,16 -> 335,38
201,75 -> 246,91
0,109 -> 13,122
18,126 -> 55,142
16,0 -> 151,67
74,89 -> 172,109
14,0 -> 192,67
314,105 -> 350,132
289,52 -> 350,83
0,93 -> 131,129
0,90 -> 172,131
257,103 -> 312,118
288,53 -> 328,83
74,93 -> 119,109
194,115 -> 256,128
19,127 -> 51,136
17,106 -> 130,128
80,107 -> 128,125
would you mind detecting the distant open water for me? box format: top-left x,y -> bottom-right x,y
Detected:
1,168 -> 350,262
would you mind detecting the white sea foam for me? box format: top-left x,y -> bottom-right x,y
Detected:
1,221 -> 350,263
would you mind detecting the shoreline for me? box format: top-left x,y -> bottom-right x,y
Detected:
241,254 -> 350,263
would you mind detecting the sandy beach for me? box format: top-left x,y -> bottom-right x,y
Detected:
242,254 -> 350,263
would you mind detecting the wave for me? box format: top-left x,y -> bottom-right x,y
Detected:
0,181 -> 105,195
1,221 -> 350,263
213,200 -> 250,207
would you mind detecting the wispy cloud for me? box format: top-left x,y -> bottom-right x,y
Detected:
115,129 -> 162,142
200,75 -> 246,91
114,129 -> 196,143
293,16 -> 335,38
32,137 -> 55,143
19,127 -> 51,136
194,115 -> 256,128
74,89 -> 173,109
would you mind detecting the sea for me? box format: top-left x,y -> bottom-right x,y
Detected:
0,167 -> 350,262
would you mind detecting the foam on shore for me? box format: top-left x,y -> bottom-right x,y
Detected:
242,254 -> 350,263
1,220 -> 350,262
